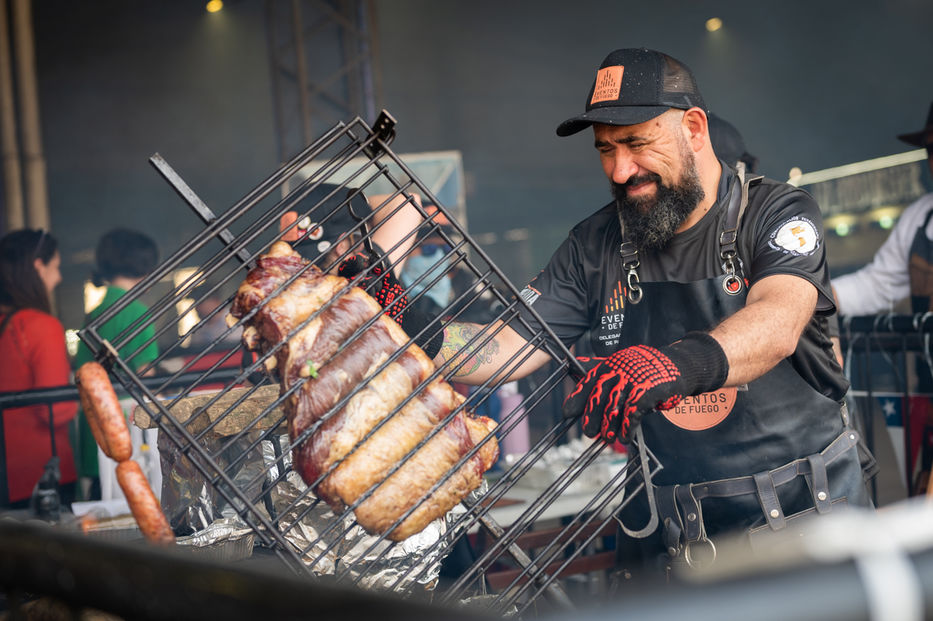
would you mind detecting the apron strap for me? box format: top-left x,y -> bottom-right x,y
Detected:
719,163 -> 764,295
807,453 -> 833,514
754,471 -> 786,530
655,485 -> 684,555
674,483 -> 704,543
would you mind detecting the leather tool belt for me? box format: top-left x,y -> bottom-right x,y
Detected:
654,427 -> 862,569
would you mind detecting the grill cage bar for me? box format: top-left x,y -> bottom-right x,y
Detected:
382,366 -> 577,591
323,337 -> 562,577
96,342 -> 313,574
83,120 -> 365,365
77,111 -> 652,612
492,451 -> 660,613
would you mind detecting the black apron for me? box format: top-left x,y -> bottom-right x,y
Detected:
908,208 -> 933,314
906,208 -> 933,470
615,168 -> 873,562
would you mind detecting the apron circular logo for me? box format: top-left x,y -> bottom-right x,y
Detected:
661,387 -> 737,431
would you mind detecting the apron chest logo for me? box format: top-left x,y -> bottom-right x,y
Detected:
661,387 -> 737,431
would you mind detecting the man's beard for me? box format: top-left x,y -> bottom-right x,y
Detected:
612,154 -> 705,251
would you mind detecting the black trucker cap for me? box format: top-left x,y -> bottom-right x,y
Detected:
556,48 -> 706,137
279,183 -> 371,256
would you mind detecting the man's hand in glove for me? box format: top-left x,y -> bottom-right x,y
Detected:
562,332 -> 729,443
338,252 -> 408,323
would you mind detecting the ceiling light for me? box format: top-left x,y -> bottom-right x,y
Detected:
206,0 -> 223,13
706,18 -> 722,32
866,206 -> 903,230
825,214 -> 857,237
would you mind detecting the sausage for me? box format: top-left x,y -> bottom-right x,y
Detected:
76,377 -> 110,457
116,460 -> 175,545
76,362 -> 132,462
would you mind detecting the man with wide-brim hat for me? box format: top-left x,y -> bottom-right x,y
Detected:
897,101 -> 933,150
832,100 -> 933,494
833,101 -> 933,316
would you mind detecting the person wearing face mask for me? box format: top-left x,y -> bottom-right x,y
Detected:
0,229 -> 78,509
399,202 -> 456,318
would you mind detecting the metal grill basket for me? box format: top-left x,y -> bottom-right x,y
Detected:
78,111 -> 661,615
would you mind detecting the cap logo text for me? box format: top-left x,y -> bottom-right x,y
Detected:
591,65 -> 624,104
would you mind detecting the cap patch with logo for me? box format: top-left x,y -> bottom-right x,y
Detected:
768,217 -> 820,256
590,66 -> 624,105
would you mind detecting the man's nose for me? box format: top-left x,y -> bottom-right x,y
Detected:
609,153 -> 639,185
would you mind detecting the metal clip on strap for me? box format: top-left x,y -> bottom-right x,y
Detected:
719,171 -> 744,295
619,240 -> 642,305
616,208 -> 643,305
673,484 -> 702,542
673,484 -> 717,568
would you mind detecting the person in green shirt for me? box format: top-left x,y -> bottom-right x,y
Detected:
73,229 -> 159,500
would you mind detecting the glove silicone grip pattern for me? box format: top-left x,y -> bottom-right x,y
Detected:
338,252 -> 408,324
564,346 -> 683,443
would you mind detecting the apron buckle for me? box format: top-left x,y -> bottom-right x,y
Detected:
722,274 -> 743,295
720,250 -> 744,296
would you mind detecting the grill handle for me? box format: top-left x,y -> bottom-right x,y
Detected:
615,426 -> 661,539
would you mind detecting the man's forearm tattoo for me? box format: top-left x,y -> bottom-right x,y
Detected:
440,323 -> 500,377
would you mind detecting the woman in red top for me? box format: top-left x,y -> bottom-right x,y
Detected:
0,229 -> 77,507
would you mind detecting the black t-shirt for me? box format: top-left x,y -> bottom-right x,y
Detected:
516,164 -> 848,400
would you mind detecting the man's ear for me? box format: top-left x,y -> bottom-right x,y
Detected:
682,107 -> 709,152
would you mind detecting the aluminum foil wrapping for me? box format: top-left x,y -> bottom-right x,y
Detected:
159,427 -> 482,593
175,517 -> 256,562
158,428 -> 270,533
264,435 -> 482,593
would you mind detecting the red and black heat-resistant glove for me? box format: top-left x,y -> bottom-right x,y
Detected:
338,252 -> 409,323
337,252 -> 445,359
562,332 -> 729,444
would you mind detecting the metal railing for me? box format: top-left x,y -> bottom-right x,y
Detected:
840,313 -> 933,498
0,367 -> 241,507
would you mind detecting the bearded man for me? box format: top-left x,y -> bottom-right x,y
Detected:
410,47 -> 875,574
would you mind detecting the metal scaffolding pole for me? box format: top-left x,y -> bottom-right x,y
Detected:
11,0 -> 49,231
0,0 -> 25,233
265,0 -> 380,165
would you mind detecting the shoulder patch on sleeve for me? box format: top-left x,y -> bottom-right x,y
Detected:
520,285 -> 541,306
768,216 -> 820,256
